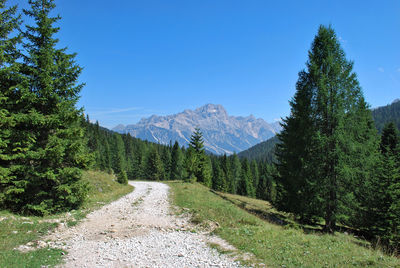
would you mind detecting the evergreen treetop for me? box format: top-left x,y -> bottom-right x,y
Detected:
189,127 -> 205,154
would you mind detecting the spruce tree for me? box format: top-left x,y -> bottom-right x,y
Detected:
237,159 -> 255,197
170,141 -> 184,180
228,153 -> 241,194
358,123 -> 400,249
211,160 -> 226,191
184,147 -> 197,182
256,163 -> 268,200
117,170 -> 128,185
0,0 -> 23,208
190,127 -> 205,154
111,134 -> 126,174
220,154 -> 231,192
160,146 -> 171,180
1,0 -> 90,215
144,147 -> 164,180
250,160 -> 259,191
188,128 -> 212,186
275,69 -> 320,222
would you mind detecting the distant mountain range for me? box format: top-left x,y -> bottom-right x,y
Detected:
238,98 -> 400,163
113,104 -> 282,155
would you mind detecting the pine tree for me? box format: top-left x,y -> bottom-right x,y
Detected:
250,160 -> 259,191
212,159 -> 226,191
220,154 -> 231,192
1,0 -> 90,215
111,134 -> 125,174
121,134 -> 134,180
237,159 -> 255,197
358,123 -> 400,250
111,134 -> 127,183
190,127 -> 205,154
144,147 -> 164,180
170,141 -> 184,180
0,0 -> 23,209
275,69 -> 320,222
256,163 -> 268,200
160,146 -> 171,180
117,170 -> 128,185
228,153 -> 241,194
380,122 -> 399,154
184,146 -> 197,182
188,128 -> 211,186
132,141 -> 145,179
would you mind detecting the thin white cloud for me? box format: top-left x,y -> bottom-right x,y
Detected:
90,107 -> 142,116
378,67 -> 385,73
338,36 -> 347,44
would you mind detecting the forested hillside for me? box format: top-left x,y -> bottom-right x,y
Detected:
237,136 -> 279,162
372,99 -> 400,132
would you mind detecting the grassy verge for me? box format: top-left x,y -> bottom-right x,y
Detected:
168,182 -> 400,267
0,170 -> 133,268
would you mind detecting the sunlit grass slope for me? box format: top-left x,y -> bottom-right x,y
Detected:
168,182 -> 400,267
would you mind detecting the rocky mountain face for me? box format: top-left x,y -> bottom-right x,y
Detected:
112,104 -> 282,155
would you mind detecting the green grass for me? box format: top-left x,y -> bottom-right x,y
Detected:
168,182 -> 400,268
0,170 -> 133,268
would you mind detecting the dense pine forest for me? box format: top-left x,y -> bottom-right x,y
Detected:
84,120 -> 277,203
1,0 -> 399,257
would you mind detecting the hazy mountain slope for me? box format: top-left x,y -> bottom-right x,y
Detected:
113,104 -> 281,155
237,135 -> 280,163
372,99 -> 400,132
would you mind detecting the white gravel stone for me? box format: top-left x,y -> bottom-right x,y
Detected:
45,181 -> 243,268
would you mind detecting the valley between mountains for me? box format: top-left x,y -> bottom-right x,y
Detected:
39,182 -> 243,267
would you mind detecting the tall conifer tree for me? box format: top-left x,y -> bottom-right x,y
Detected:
2,0 -> 90,214
188,128 -> 211,186
276,25 -> 378,231
144,147 -> 164,181
229,153 -> 241,194
170,141 -> 184,180
0,0 -> 23,208
275,70 -> 319,222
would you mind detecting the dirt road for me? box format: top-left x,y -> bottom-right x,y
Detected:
48,181 -> 242,267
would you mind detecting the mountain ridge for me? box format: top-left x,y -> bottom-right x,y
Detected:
113,104 -> 281,155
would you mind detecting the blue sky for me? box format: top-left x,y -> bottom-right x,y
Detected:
10,0 -> 400,128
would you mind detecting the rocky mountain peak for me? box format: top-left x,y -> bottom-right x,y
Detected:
195,104 -> 228,118
113,104 -> 281,155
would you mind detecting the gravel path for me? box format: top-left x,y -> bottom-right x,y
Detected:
47,181 -> 243,267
